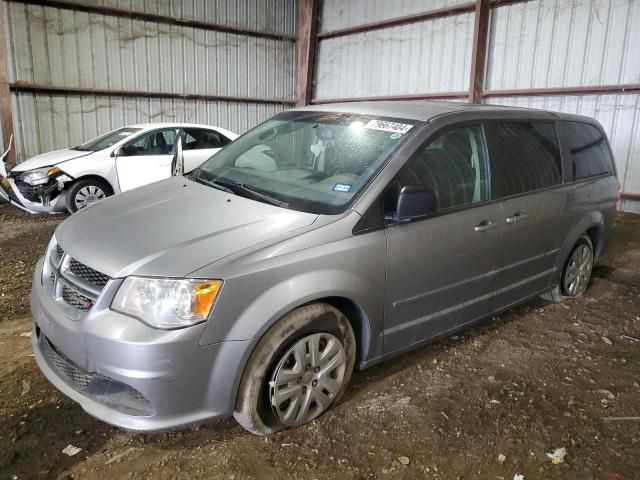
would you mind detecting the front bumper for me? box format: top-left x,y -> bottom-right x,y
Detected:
0,173 -> 65,214
31,258 -> 256,432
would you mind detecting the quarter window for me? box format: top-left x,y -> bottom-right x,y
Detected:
488,122 -> 561,198
391,125 -> 489,211
563,121 -> 614,179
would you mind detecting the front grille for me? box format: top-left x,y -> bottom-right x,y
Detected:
55,245 -> 64,260
40,334 -> 154,416
68,258 -> 109,288
61,285 -> 94,311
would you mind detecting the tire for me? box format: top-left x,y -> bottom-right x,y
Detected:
234,303 -> 356,435
66,178 -> 112,213
560,234 -> 594,298
540,234 -> 594,302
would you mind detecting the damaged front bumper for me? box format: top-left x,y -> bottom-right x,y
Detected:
0,162 -> 69,214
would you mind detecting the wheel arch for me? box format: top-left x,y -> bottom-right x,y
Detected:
553,211 -> 604,282
70,174 -> 115,195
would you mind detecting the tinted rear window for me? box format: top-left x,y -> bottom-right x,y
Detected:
488,122 -> 562,199
563,121 -> 614,180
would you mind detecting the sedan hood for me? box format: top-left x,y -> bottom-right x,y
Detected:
11,148 -> 91,172
56,177 -> 318,278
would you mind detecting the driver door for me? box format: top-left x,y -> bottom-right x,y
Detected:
384,123 -> 502,354
115,128 -> 177,191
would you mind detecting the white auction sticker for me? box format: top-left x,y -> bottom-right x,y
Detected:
364,120 -> 413,134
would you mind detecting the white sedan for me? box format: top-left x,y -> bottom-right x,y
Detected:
0,123 -> 237,214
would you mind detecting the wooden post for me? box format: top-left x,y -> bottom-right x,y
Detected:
468,0 -> 490,103
0,0 -> 14,166
296,0 -> 319,106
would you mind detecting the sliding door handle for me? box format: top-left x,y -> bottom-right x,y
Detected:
506,211 -> 528,224
474,220 -> 499,232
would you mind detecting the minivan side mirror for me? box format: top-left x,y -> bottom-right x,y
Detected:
395,185 -> 437,221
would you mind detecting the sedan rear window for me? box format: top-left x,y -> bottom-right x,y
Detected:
73,127 -> 142,152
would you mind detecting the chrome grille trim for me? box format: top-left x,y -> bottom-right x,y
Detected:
48,244 -> 111,314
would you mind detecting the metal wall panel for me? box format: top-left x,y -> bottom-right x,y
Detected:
314,12 -> 474,100
96,0 -> 297,36
485,94 -> 640,212
319,0 -> 470,33
6,3 -> 295,99
3,0 -> 296,163
11,92 -> 288,162
487,0 -> 640,90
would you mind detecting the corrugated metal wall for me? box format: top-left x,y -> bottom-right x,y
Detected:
486,0 -> 640,212
314,13 -> 474,100
319,0 -> 469,33
3,0 -> 296,163
312,0 -> 640,212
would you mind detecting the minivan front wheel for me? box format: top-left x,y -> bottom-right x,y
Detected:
561,235 -> 594,297
234,303 -> 356,435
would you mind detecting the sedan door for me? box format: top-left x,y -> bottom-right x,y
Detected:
384,123 -> 502,354
182,128 -> 232,173
484,120 -> 574,309
115,128 -> 177,192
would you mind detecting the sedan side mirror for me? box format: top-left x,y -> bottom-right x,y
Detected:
395,185 -> 437,221
111,147 -> 123,158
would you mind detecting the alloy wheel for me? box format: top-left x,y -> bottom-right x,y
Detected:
563,244 -> 593,296
269,332 -> 347,426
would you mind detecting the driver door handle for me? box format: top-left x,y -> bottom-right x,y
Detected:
506,211 -> 528,224
474,220 -> 499,232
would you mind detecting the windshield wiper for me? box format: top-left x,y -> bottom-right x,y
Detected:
213,177 -> 289,208
193,175 -> 235,194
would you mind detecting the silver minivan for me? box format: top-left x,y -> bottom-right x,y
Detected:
31,102 -> 618,434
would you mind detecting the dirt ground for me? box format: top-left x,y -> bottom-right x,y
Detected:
0,203 -> 638,480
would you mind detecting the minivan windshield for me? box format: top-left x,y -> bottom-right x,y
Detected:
72,127 -> 142,152
193,111 -> 418,214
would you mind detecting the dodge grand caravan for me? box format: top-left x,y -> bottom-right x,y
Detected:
31,102 -> 617,434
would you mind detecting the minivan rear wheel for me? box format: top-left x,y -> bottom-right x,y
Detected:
561,234 -> 594,297
540,234 -> 594,302
234,303 -> 356,435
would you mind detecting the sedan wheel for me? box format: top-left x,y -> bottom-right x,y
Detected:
74,185 -> 106,210
269,332 -> 347,427
562,236 -> 593,297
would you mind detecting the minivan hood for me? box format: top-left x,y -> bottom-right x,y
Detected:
56,177 -> 319,278
11,148 -> 91,172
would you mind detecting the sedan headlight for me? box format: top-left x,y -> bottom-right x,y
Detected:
21,166 -> 64,186
111,277 -> 222,329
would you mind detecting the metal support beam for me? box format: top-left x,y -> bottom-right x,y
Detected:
483,84 -> 640,98
0,1 -> 14,166
468,0 -> 491,103
317,2 -> 476,40
296,0 -> 318,106
311,91 -> 469,104
8,0 -> 296,41
9,83 -> 295,106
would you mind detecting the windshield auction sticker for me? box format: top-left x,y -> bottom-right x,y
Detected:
364,120 -> 414,134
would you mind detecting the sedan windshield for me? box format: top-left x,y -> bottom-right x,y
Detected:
194,111 -> 418,214
72,127 -> 142,152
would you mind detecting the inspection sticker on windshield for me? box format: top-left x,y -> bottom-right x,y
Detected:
333,183 -> 352,192
364,120 -> 413,134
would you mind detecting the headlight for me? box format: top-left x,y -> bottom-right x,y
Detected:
21,166 -> 64,186
111,277 -> 222,329
41,235 -> 57,284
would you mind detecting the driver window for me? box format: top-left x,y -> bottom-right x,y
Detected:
122,129 -> 177,156
387,125 -> 489,214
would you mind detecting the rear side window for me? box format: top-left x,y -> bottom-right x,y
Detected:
563,121 -> 614,180
488,122 -> 562,198
183,128 -> 230,150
